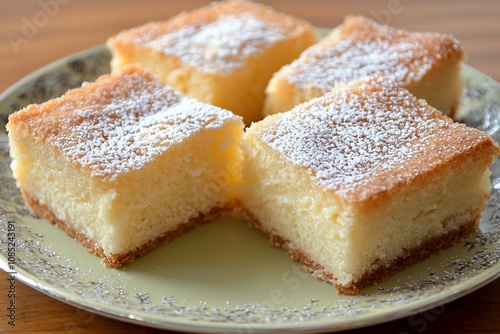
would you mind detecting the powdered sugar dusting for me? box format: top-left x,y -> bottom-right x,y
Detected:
146,14 -> 288,74
284,17 -> 460,92
286,38 -> 430,89
46,69 -> 239,182
255,75 -> 485,202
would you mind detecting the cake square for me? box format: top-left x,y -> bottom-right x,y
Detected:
7,65 -> 244,267
107,0 -> 319,125
264,15 -> 465,117
241,75 -> 499,294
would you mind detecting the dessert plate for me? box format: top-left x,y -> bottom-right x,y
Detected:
0,44 -> 499,334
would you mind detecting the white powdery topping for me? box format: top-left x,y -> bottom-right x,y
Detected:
257,77 -> 458,200
146,14 -> 288,74
285,34 -> 437,91
52,77 -> 236,182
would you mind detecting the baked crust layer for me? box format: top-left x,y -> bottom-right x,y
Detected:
22,187 -> 235,268
240,207 -> 480,295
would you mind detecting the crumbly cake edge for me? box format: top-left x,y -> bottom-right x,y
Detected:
21,187 -> 237,268
235,205 -> 482,295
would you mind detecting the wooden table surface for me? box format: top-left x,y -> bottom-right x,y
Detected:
1,1 -> 499,333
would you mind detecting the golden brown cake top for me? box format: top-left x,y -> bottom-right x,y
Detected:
107,0 -> 317,74
282,16 -> 463,90
8,66 -> 242,182
249,75 -> 499,206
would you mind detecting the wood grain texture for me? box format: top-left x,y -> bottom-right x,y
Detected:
0,1 -> 499,333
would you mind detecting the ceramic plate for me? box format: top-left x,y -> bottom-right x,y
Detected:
0,45 -> 499,334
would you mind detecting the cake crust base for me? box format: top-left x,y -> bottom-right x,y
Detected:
239,207 -> 480,295
21,187 -> 234,268
19,186 -> 482,291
